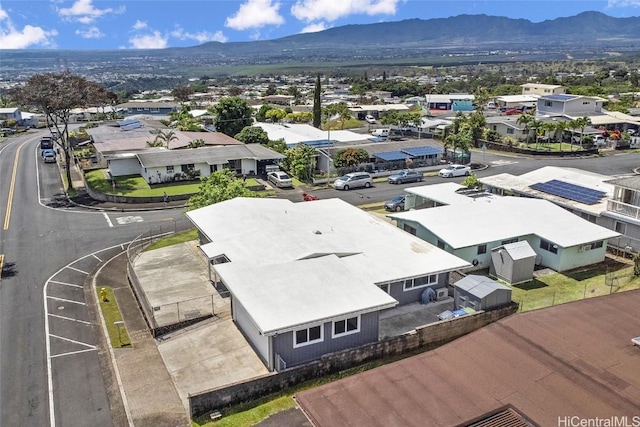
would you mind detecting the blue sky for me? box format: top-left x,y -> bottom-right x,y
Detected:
1,0 -> 640,50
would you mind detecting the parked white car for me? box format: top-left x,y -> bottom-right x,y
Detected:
371,128 -> 390,137
365,115 -> 376,124
438,164 -> 471,178
267,171 -> 293,188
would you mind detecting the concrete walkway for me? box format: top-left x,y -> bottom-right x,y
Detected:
95,252 -> 189,427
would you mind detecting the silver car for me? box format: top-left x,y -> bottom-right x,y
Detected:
333,172 -> 373,191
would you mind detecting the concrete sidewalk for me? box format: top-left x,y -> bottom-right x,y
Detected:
95,251 -> 189,427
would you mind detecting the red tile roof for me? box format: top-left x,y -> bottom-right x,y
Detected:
296,290 -> 640,427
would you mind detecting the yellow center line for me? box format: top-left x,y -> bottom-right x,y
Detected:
3,143 -> 22,230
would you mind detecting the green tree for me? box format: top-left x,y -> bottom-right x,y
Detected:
265,83 -> 277,96
313,74 -> 322,128
265,108 -> 287,123
9,71 -> 115,189
333,148 -> 369,168
554,120 -> 568,152
516,113 -> 535,144
461,173 -> 482,189
282,144 -> 317,182
210,97 -> 253,137
465,112 -> 486,148
235,126 -> 270,144
171,85 -> 194,102
324,102 -> 351,130
169,106 -> 201,131
256,104 -> 273,122
574,116 -> 591,148
187,139 -> 205,148
264,138 -> 287,154
154,129 -> 179,149
187,169 -> 259,210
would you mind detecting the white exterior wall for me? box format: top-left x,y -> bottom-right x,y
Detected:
557,243 -> 608,272
564,98 -> 602,115
233,299 -> 271,369
108,158 -> 141,176
143,163 -> 210,184
241,159 -> 257,175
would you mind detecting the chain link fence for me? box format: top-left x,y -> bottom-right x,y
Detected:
126,217 -> 204,334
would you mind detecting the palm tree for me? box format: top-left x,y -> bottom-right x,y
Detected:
554,120 -> 568,152
540,122 -> 556,149
516,113 -> 534,144
567,119 -> 580,151
154,129 -> 179,150
574,116 -> 591,149
530,118 -> 543,150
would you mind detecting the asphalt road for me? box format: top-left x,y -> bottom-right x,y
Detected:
0,130 -> 638,426
0,131 -> 190,427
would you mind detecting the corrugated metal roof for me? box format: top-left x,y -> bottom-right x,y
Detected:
455,275 -> 511,298
402,146 -> 444,157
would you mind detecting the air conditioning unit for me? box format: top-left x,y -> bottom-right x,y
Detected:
580,244 -> 592,253
436,288 -> 449,301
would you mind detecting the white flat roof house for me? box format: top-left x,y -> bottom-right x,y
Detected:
186,197 -> 469,370
388,187 -> 619,273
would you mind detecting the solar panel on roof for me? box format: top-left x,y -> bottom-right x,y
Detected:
529,179 -> 607,205
121,122 -> 142,131
374,151 -> 411,161
401,146 -> 443,156
117,118 -> 139,127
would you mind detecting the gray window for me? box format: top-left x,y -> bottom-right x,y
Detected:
477,244 -> 487,255
501,238 -> 518,245
404,274 -> 438,291
437,240 -> 445,249
615,221 -> 626,234
332,316 -> 360,338
540,239 -> 558,254
294,325 -> 323,348
403,224 -> 416,235
166,166 -> 174,174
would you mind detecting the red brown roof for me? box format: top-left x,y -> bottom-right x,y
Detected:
296,290 -> 640,427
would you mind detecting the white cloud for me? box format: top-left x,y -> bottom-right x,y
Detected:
133,20 -> 147,30
225,0 -> 284,30
291,0 -> 398,22
0,7 -> 58,48
301,22 -> 327,33
607,0 -> 640,6
58,0 -> 125,23
170,27 -> 228,43
75,26 -> 104,39
129,31 -> 167,49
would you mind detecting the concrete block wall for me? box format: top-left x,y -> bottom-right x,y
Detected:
189,302 -> 518,418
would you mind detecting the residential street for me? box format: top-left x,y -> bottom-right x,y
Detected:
0,129 -> 638,426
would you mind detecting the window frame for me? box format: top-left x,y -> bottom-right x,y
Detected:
332,315 -> 360,338
404,274 -> 438,291
293,324 -> 324,348
166,165 -> 174,174
477,244 -> 487,255
540,239 -> 558,254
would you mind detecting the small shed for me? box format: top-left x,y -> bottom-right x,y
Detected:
489,241 -> 536,285
454,275 -> 512,311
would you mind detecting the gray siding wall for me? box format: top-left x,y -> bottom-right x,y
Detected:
387,273 -> 449,305
480,289 -> 512,310
511,257 -> 536,285
272,311 -> 380,369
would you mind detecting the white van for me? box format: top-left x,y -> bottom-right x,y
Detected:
371,128 -> 390,138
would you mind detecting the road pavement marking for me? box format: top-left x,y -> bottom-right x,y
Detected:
44,241 -> 135,427
47,296 -> 87,306
116,215 -> 144,225
490,159 -> 518,166
49,313 -> 92,325
67,266 -> 89,275
3,142 -> 23,230
103,212 -> 113,228
51,348 -> 97,359
92,254 -> 102,262
49,280 -> 83,289
49,334 -> 97,349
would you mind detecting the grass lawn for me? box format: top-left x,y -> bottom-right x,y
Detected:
521,142 -> 587,152
86,170 -> 202,197
97,287 -> 131,348
510,258 -> 640,312
144,229 -> 198,252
